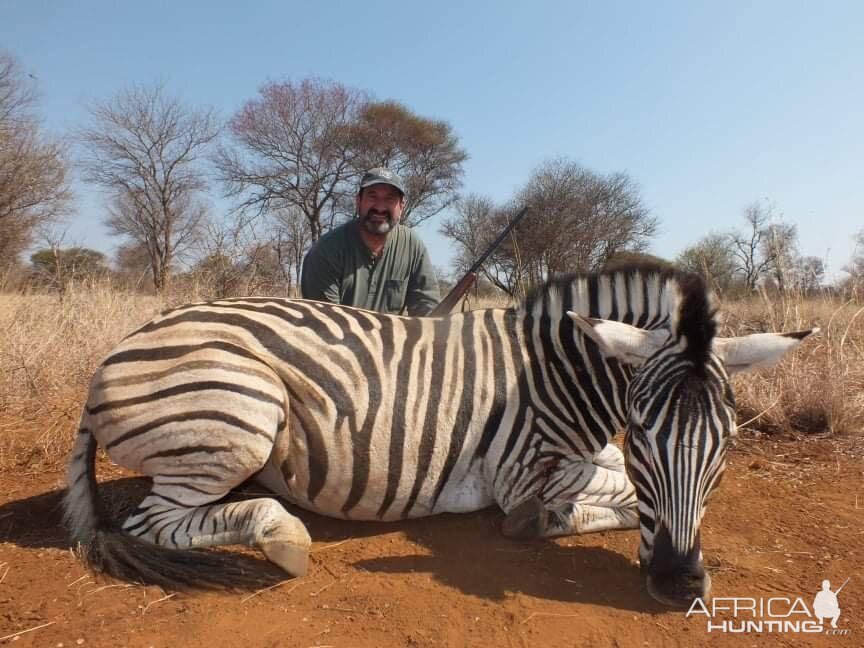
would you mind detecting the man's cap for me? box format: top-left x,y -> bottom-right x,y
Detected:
359,167 -> 406,196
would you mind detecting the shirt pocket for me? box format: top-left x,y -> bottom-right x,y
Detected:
384,279 -> 406,313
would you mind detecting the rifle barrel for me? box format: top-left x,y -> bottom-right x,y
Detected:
431,205 -> 530,316
468,206 -> 530,274
834,577 -> 851,595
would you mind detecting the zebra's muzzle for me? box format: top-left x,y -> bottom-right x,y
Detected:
644,524 -> 711,608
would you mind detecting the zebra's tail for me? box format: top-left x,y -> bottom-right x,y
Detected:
63,415 -> 281,590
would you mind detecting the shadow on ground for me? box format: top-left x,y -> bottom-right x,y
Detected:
0,478 -> 661,612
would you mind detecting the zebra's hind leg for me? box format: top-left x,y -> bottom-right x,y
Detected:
123,484 -> 312,577
502,444 -> 638,539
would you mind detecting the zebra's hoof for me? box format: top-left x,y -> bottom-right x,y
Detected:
502,497 -> 547,539
261,540 -> 310,577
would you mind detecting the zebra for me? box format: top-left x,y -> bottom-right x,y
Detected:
64,264 -> 815,605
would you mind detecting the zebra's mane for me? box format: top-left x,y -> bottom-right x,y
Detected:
519,262 -> 718,369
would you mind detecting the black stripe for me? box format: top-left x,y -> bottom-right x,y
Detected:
380,315 -> 395,368
157,471 -> 221,481
106,411 -> 273,451
635,275 -> 650,328
218,507 -> 229,534
195,507 -> 207,533
104,340 -> 261,366
495,311 -> 532,473
282,384 -> 329,503
240,506 -> 254,530
532,308 -> 582,452
582,337 -> 620,433
432,313 -> 477,505
326,309 -> 382,516
154,517 -> 176,545
153,492 -> 187,507
90,381 -> 281,415
401,334 -> 441,517
588,275 -> 600,318
608,274 -> 619,321
639,509 -> 655,534
183,511 -> 196,537
474,310 -> 509,459
170,523 -> 181,547
161,481 -> 218,495
123,507 -> 169,534
96,359 -> 277,390
378,318 -> 423,518
143,445 -> 233,461
621,273 -> 634,325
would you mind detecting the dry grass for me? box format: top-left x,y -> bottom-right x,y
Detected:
0,283 -> 861,471
718,291 -> 864,436
0,281 -> 171,469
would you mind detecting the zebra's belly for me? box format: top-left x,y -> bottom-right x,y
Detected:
256,450 -> 495,521
431,466 -> 495,514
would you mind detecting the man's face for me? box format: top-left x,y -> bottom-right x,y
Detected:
356,184 -> 405,235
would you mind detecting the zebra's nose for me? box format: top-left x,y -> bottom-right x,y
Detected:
645,524 -> 711,607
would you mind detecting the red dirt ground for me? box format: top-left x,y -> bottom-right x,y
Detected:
1,422 -> 861,648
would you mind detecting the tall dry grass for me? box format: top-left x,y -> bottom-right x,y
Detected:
0,283 -> 861,470
0,281 -> 193,469
718,291 -> 864,436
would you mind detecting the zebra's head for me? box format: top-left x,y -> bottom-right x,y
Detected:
567,274 -> 815,607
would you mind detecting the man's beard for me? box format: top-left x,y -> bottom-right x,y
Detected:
360,208 -> 395,235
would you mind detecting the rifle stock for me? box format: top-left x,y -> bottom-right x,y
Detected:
430,272 -> 476,317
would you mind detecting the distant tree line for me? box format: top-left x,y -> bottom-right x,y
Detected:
675,199 -> 840,297
2,48 -> 862,300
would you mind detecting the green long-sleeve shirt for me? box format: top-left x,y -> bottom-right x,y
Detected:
300,220 -> 440,316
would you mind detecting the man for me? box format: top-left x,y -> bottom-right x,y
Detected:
813,579 -> 843,629
300,167 -> 440,316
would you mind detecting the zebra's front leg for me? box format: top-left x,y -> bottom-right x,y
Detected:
501,444 -> 638,540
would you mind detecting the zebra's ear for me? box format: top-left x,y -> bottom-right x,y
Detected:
713,328 -> 818,374
567,312 -> 669,366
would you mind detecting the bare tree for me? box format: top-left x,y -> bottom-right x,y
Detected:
78,83 -> 218,293
512,158 -> 657,282
347,100 -> 467,226
843,229 -> 864,297
103,185 -> 208,293
729,201 -> 777,291
269,207 -> 312,293
114,242 -> 152,289
191,216 -> 283,298
677,233 -> 738,295
0,52 -> 72,269
441,160 -> 655,297
440,194 -> 523,295
215,78 -> 366,241
761,221 -> 798,293
795,256 -> 825,293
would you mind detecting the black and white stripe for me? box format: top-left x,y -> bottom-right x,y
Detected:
64,264 -> 785,595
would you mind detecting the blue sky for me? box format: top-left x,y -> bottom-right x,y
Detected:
3,1 -> 862,278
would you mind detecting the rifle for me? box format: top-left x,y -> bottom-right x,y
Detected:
431,206 -> 530,316
834,577 -> 851,596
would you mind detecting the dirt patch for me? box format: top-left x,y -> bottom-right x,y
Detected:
1,424 -> 862,648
